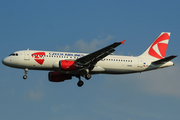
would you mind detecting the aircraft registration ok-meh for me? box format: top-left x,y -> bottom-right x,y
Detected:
2,32 -> 177,87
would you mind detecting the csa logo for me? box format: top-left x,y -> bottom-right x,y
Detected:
32,52 -> 45,65
148,33 -> 169,59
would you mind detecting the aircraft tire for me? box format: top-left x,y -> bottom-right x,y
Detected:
77,81 -> 84,87
23,75 -> 27,79
85,74 -> 91,80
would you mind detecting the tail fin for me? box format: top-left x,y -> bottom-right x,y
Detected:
139,32 -> 171,60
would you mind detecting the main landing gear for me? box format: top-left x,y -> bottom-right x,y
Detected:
23,68 -> 28,79
76,74 -> 92,87
85,74 -> 91,80
76,75 -> 84,87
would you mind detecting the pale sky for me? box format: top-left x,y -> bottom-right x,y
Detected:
1,0 -> 180,120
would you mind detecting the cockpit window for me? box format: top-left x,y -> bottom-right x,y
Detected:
9,53 -> 18,56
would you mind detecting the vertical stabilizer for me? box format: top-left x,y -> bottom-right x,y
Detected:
139,32 -> 171,60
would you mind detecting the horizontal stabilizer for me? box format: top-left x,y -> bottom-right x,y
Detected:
152,55 -> 177,65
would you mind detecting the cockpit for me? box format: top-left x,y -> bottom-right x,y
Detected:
9,53 -> 18,56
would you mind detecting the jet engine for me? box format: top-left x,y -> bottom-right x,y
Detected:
59,60 -> 77,71
48,72 -> 72,82
53,60 -> 78,71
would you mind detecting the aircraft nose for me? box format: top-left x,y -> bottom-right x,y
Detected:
2,57 -> 9,66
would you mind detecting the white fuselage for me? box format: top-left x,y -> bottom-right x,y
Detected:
2,32 -> 176,87
2,50 -> 174,74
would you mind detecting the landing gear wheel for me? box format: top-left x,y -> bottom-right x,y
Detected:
23,68 -> 28,80
77,80 -> 84,87
23,75 -> 27,79
85,74 -> 91,80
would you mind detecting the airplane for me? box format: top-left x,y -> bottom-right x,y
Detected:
2,32 -> 177,87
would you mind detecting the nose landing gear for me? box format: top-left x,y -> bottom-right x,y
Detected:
23,68 -> 28,79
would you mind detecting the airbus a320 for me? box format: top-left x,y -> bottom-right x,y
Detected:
2,32 -> 177,87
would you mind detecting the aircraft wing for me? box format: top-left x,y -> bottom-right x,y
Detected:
76,40 -> 125,68
152,55 -> 177,65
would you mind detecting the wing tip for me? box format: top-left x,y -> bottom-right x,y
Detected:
120,40 -> 126,45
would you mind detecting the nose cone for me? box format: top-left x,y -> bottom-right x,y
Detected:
2,56 -> 19,68
2,57 -> 9,66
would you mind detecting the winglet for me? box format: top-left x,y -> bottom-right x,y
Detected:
120,40 -> 126,45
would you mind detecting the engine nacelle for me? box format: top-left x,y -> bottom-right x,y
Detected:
59,60 -> 77,71
48,72 -> 72,82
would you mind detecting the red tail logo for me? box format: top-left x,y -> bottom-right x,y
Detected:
32,52 -> 45,65
148,33 -> 170,59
